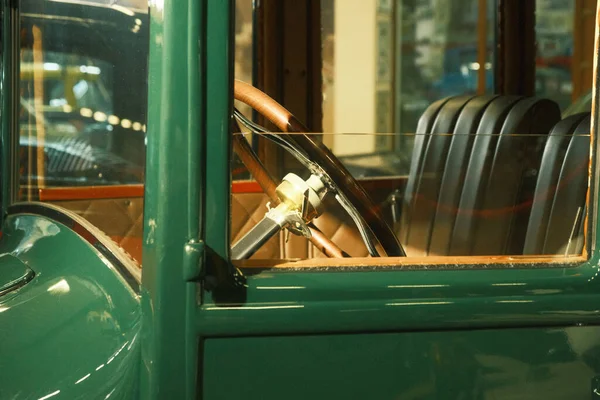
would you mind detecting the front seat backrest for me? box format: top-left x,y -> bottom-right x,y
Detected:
468,98 -> 562,255
402,95 -> 561,256
448,96 -> 524,255
402,97 -> 452,217
401,95 -> 475,255
427,95 -> 497,255
524,113 -> 591,255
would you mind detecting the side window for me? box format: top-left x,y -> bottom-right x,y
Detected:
231,0 -> 592,265
323,0 -> 496,138
535,0 -> 578,111
535,0 -> 596,115
17,0 -> 149,262
19,51 -> 122,192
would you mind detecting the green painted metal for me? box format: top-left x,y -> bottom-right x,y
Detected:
0,213 -> 140,399
140,0 -> 204,398
199,257 -> 600,399
204,0 -> 233,263
0,254 -> 33,296
1,0 -> 600,397
194,1 -> 600,396
200,258 -> 600,337
203,326 -> 600,399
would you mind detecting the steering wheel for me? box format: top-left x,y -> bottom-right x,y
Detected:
233,79 -> 405,258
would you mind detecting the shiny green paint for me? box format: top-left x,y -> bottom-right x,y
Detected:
140,0 -> 205,398
1,0 -> 600,398
204,326 -> 600,399
204,0 -> 233,263
199,258 -> 600,398
190,1 -> 600,399
0,213 -> 140,399
200,258 -> 600,336
0,254 -> 33,295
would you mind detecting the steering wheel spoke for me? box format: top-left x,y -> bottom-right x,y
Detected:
232,79 -> 406,259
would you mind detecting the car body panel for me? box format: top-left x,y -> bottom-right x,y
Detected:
204,326 -> 600,399
0,211 -> 140,399
198,254 -> 600,398
0,253 -> 34,295
1,0 -> 600,399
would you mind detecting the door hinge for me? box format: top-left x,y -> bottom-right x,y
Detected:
184,241 -> 247,291
183,240 -> 205,282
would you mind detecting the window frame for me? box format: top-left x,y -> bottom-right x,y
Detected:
229,0 -> 594,270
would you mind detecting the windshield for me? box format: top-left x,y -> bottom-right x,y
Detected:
16,0 -> 149,261
18,3 -> 148,196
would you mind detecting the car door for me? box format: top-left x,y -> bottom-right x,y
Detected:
140,1 -> 600,399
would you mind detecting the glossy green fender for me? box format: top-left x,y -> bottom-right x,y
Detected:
0,205 -> 141,399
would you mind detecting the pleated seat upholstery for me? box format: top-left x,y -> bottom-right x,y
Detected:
400,96 -> 561,256
523,113 -> 591,255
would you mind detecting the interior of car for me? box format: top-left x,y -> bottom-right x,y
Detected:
229,89 -> 589,262
16,0 -> 594,267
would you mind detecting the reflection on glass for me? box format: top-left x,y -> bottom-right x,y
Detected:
321,0 -> 495,140
231,131 -> 589,260
535,0 -> 575,111
235,0 -> 254,118
16,0 -> 149,263
232,0 -> 589,263
18,2 -> 148,195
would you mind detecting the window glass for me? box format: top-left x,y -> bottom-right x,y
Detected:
535,0 -> 575,111
235,0 -> 253,88
231,0 -> 592,265
18,0 -> 149,262
322,1 -> 495,146
231,131 -> 589,261
235,0 -> 254,119
19,50 -> 128,191
232,0 -> 254,181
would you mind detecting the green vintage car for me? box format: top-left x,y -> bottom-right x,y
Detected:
1,0 -> 600,399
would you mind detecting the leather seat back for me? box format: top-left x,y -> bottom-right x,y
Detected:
401,95 -> 477,255
401,96 -> 561,256
524,113 -> 591,255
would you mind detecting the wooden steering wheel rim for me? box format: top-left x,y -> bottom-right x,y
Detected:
233,80 -> 405,257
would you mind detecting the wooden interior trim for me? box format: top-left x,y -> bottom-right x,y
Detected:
572,0 -> 596,101
234,255 -> 588,269
497,0 -> 535,95
232,180 -> 267,194
308,0 -> 323,132
110,236 -> 142,264
255,0 -> 323,131
255,0 -> 287,178
254,0 -> 323,177
232,175 -> 410,194
38,185 -> 144,201
35,175 -> 410,201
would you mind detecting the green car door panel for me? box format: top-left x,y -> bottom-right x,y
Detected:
0,208 -> 141,399
197,257 -> 600,399
203,327 -> 600,399
200,257 -> 600,337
